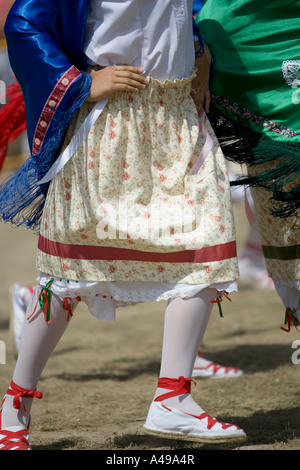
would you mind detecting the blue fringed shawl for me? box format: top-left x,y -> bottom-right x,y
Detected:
0,72 -> 92,232
0,0 -> 92,232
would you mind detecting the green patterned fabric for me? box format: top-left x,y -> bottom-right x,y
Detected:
196,0 -> 300,143
196,1 -> 300,218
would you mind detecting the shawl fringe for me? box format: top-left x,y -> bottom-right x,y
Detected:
208,105 -> 300,220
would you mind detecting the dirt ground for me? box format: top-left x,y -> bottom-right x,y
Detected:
0,158 -> 299,452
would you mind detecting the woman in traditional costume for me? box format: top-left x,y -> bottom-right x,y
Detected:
196,0 -> 300,332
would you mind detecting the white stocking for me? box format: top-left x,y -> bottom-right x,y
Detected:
156,287 -> 218,415
1,286 -> 78,430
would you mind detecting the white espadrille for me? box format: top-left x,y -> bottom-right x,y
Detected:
143,377 -> 246,444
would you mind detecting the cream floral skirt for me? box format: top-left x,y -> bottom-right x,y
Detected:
248,165 -> 300,314
36,74 -> 239,320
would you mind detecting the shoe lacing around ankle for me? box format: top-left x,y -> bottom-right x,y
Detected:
185,412 -> 240,430
155,376 -> 240,431
155,376 -> 196,402
6,381 -> 43,413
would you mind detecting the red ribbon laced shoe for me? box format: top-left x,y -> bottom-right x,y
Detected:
0,381 -> 43,450
143,376 -> 246,444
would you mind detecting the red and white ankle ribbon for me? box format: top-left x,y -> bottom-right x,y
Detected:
155,376 -> 196,401
7,381 -> 43,411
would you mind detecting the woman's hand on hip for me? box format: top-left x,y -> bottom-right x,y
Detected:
86,65 -> 149,102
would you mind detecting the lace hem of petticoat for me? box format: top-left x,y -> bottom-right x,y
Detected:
37,273 -> 238,321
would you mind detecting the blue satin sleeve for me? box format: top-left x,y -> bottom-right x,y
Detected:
5,0 -> 91,150
0,0 -> 92,231
193,0 -> 204,16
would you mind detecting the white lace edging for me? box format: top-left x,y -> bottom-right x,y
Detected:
37,273 -> 238,322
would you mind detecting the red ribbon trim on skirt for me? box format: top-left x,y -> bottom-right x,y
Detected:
38,235 -> 237,263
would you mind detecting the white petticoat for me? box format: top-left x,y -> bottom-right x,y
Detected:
273,280 -> 300,311
38,273 -> 238,321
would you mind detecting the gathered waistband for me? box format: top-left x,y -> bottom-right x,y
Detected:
92,65 -> 197,100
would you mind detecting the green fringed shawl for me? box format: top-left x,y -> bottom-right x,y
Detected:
196,0 -> 300,218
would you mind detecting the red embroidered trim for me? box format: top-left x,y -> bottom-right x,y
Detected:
32,66 -> 81,155
37,235 -> 237,264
